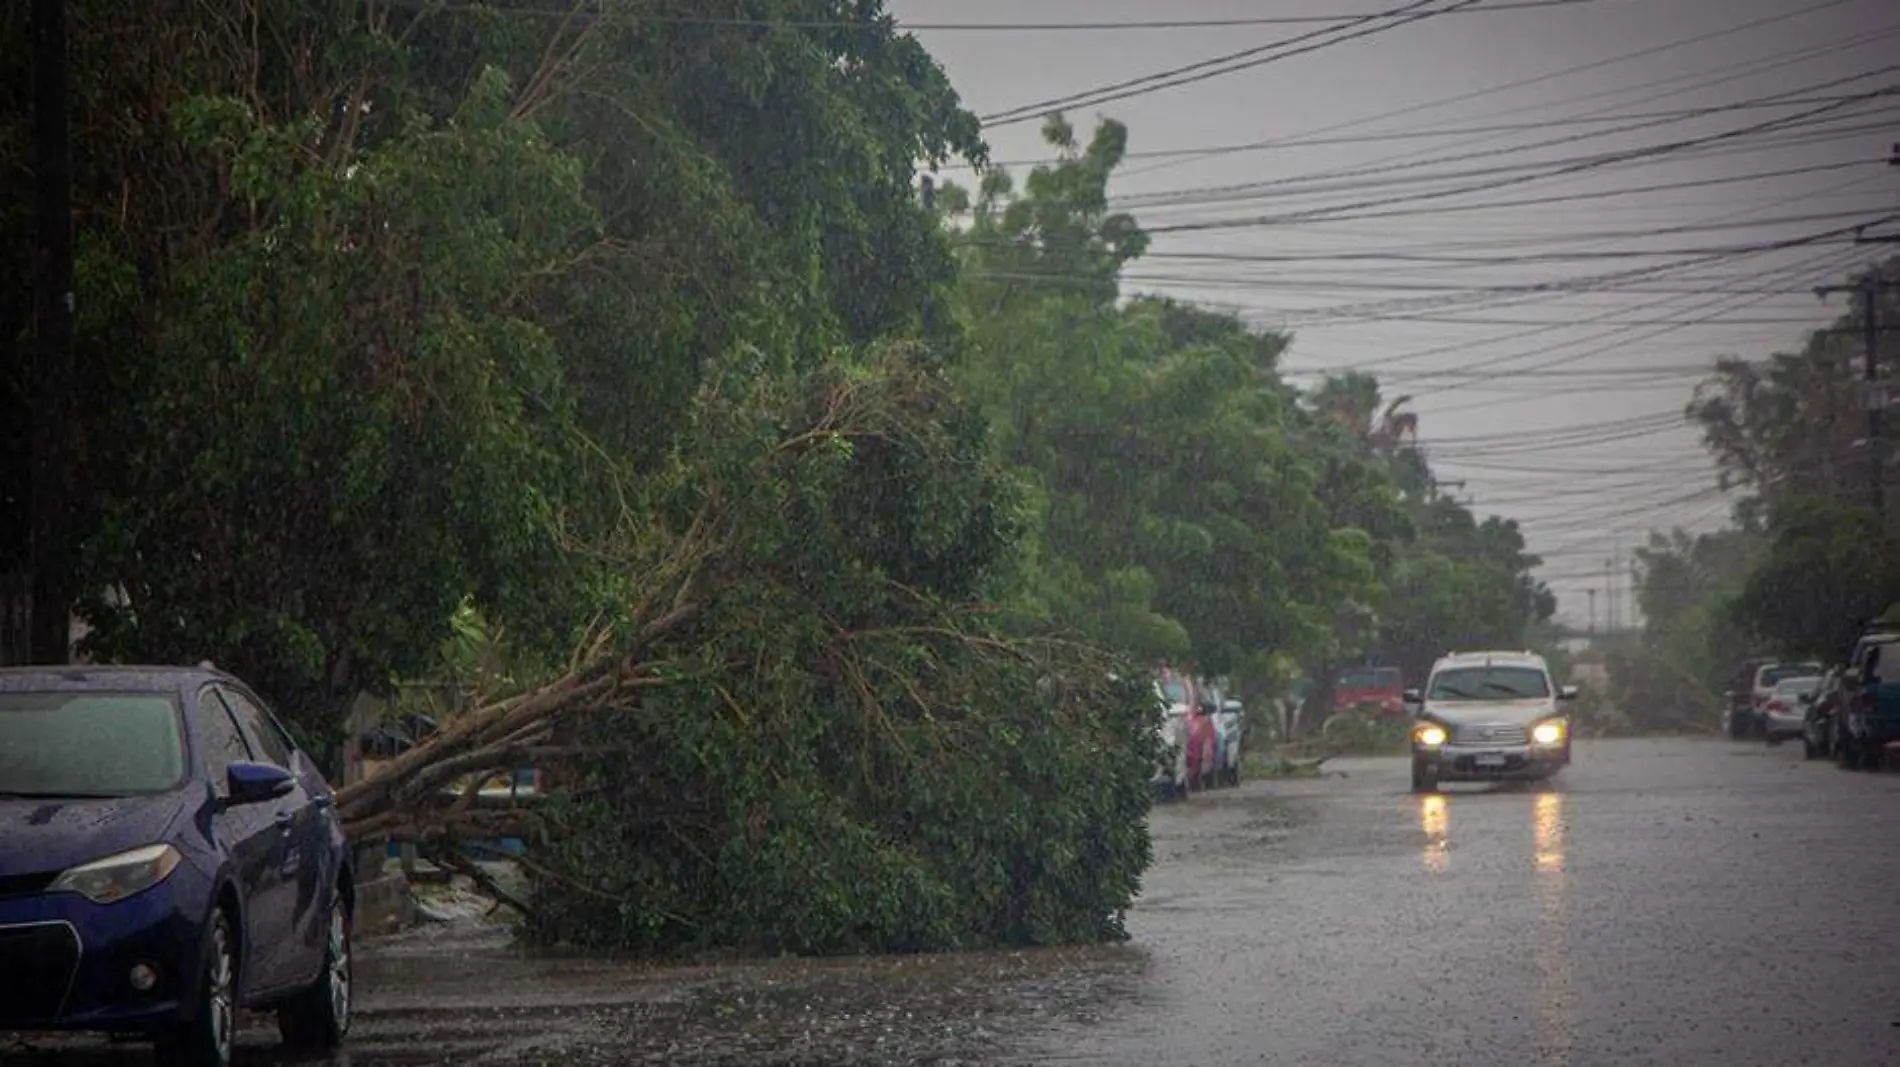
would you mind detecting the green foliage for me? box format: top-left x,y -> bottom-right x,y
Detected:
524,352 -> 1154,954
3,0 -> 1566,962
1652,256 -> 1900,692
1733,496 -> 1900,659
1315,711 -> 1413,757
1605,528 -> 1761,731
946,117 -> 1416,694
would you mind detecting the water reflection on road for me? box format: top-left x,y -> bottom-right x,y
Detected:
1531,788 -> 1575,1067
1419,792 -> 1450,872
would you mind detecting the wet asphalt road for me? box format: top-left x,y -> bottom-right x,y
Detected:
1042,736 -> 1900,1067
10,737 -> 1900,1066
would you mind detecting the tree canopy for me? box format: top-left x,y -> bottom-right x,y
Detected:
4,4 -> 1560,954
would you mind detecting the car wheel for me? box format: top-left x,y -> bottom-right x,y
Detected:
1765,733 -> 1782,747
1410,759 -> 1439,794
279,892 -> 352,1051
157,908 -> 237,1067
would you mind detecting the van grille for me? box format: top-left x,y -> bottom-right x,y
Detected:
1454,723 -> 1527,745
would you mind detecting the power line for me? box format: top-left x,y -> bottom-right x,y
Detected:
1219,224 -> 1883,377
1144,21 -> 1900,192
969,92 -> 1900,170
405,0 -> 1622,31
1407,245 -> 1864,404
979,0 -> 1488,127
1117,0 -> 1868,179
1114,107 -> 1900,213
1138,90 -> 1900,235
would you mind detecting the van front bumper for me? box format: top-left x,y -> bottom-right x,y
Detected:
1416,742 -> 1566,782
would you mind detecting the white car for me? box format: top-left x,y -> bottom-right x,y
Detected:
1762,674 -> 1822,743
1153,678 -> 1190,799
1404,651 -> 1578,793
1209,690 -> 1245,787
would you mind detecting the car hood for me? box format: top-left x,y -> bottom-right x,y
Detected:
1421,698 -> 1558,726
0,790 -> 191,877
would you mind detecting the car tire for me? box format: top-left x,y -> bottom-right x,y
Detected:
279,893 -> 352,1051
157,908 -> 237,1067
1410,759 -> 1439,794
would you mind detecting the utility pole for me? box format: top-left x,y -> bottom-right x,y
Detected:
1603,558 -> 1614,634
29,0 -> 74,665
1586,588 -> 1597,638
920,173 -> 937,345
1816,277 -> 1897,523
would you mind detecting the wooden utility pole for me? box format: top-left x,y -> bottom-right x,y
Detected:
29,0 -> 74,664
920,174 -> 937,343
1816,277 -> 1897,523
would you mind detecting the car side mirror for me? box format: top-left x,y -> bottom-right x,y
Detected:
1401,688 -> 1422,706
1558,685 -> 1579,701
225,761 -> 295,807
1843,668 -> 1863,686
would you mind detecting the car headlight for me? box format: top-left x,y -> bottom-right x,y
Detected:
49,844 -> 183,905
1531,721 -> 1565,746
1415,724 -> 1448,747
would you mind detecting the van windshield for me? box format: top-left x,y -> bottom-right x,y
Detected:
1427,667 -> 1549,701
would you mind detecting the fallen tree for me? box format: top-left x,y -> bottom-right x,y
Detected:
336,347 -> 1159,955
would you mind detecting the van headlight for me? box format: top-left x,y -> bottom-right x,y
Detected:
1414,724 -> 1448,747
1531,721 -> 1566,746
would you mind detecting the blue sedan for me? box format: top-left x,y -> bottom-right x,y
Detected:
0,665 -> 354,1066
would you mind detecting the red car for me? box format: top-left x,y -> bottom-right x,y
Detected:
1159,666 -> 1219,792
1334,665 -> 1405,718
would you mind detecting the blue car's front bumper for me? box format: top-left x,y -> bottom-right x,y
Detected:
0,865 -> 214,1032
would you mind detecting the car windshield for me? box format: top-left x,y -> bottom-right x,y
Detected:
1336,667 -> 1400,689
1760,663 -> 1821,687
1773,677 -> 1820,696
0,691 -> 187,797
1427,666 -> 1549,701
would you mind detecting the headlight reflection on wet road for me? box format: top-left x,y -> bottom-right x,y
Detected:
1532,789 -> 1575,1066
1418,793 -> 1449,872
1534,789 -> 1564,874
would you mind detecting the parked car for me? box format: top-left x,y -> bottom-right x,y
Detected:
1152,676 -> 1190,799
1195,682 -> 1245,789
1723,658 -> 1774,740
1159,667 -> 1217,792
1762,674 -> 1822,744
1404,651 -> 1577,793
1215,696 -> 1246,787
0,665 -> 354,1067
1801,667 -> 1845,761
1836,632 -> 1900,770
1333,665 -> 1406,719
1725,659 -> 1822,740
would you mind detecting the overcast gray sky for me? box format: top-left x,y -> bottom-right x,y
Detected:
887,0 -> 1900,629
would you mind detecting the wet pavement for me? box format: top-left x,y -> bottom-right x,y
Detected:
10,737 -> 1900,1066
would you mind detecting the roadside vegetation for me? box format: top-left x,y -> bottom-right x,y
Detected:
1608,258 -> 1900,727
0,1 -> 1550,955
